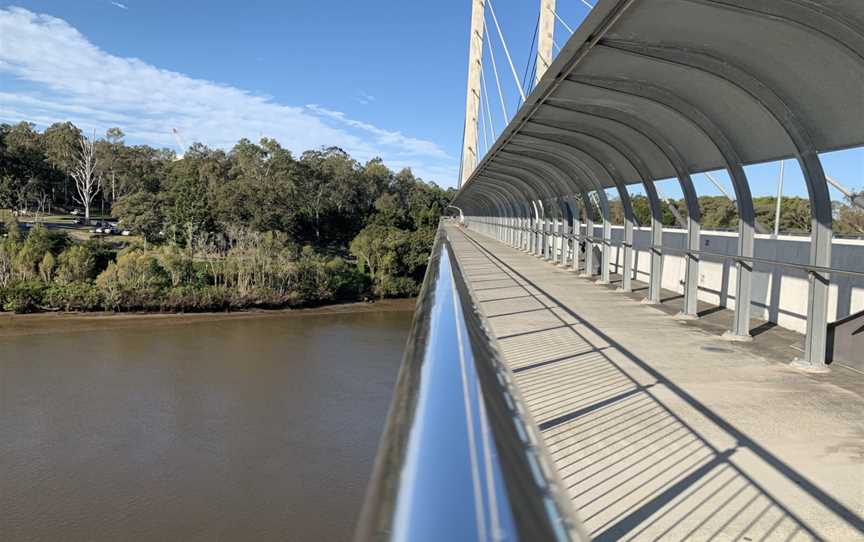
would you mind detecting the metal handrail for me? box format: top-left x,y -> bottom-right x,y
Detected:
648,244 -> 864,279
354,228 -> 585,542
466,219 -> 864,279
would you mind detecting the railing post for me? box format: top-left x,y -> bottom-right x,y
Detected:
582,219 -> 594,277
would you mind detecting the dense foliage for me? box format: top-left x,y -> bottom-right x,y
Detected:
0,121 -> 455,313
608,193 -> 863,236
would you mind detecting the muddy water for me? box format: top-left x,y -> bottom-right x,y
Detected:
0,306 -> 412,541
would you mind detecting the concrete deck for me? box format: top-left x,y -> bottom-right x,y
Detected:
446,225 -> 864,542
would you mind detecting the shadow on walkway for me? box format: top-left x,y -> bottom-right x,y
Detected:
453,228 -> 863,542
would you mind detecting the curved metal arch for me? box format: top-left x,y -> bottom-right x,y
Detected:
574,57 -> 783,341
500,147 -> 606,226
477,169 -> 552,252
571,74 -> 759,335
483,164 -> 560,206
542,100 -> 704,314
599,41 -> 833,227
524,121 -> 663,225
491,158 -> 571,221
515,134 -> 638,290
471,177 -> 527,217
495,152 -> 582,211
470,183 -> 524,244
504,144 -> 617,280
523,121 -> 667,301
504,146 -> 612,268
462,190 -> 501,219
599,38 -> 837,362
681,0 -> 864,62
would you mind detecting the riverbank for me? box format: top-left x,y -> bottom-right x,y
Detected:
0,297 -> 416,338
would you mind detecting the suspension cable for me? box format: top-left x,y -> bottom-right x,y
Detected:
550,6 -> 574,34
478,88 -> 489,158
487,0 -> 527,104
521,11 -> 541,94
483,19 -> 509,122
480,65 -> 497,138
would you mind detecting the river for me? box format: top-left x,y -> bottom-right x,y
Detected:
0,302 -> 412,542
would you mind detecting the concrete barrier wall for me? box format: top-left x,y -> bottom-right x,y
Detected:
591,225 -> 864,334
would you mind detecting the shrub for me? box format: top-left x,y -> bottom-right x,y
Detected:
39,251 -> 56,283
379,276 -> 419,298
1,281 -> 46,313
96,249 -> 168,310
57,245 -> 96,283
159,285 -> 231,312
326,256 -> 371,300
43,282 -> 103,311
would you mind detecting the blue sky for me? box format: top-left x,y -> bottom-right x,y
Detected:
0,0 -> 861,195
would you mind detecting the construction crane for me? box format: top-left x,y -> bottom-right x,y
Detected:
171,128 -> 187,160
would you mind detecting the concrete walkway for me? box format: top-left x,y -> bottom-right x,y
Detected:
446,225 -> 864,542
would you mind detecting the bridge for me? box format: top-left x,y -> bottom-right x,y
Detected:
356,1 -> 864,541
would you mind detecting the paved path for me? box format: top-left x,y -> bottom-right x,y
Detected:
446,224 -> 864,542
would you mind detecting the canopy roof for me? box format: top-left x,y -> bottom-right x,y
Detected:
454,0 -> 864,211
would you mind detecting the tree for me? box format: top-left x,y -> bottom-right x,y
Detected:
71,133 -> 100,223
834,196 -> 864,235
98,127 -> 125,203
112,192 -> 165,243
43,122 -> 82,206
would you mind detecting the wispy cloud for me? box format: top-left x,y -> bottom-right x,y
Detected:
0,7 -> 457,184
109,2 -> 128,10
355,90 -> 375,105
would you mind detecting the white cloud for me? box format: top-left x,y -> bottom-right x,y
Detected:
109,2 -> 129,10
0,7 -> 457,184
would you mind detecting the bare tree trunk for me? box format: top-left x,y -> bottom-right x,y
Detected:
72,133 -> 100,225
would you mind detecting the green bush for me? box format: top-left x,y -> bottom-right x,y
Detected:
57,245 -> 96,283
326,257 -> 371,300
1,281 -> 46,313
160,285 -> 231,312
379,276 -> 419,298
43,282 -> 103,311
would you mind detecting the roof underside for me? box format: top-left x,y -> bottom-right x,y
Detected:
455,0 -> 864,212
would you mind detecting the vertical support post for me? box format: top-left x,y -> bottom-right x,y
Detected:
459,0 -> 485,188
594,191 -> 612,284
581,192 -> 595,278
569,222 -> 577,271
622,211 -> 634,292
773,160 -> 785,238
535,0 -> 556,87
647,189 -> 663,304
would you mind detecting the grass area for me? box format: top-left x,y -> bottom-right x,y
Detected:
5,209 -> 142,246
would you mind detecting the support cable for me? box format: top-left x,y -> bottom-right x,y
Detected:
483,20 -> 509,123
773,160 -> 785,237
487,0 -> 527,104
478,92 -> 489,157
480,67 -> 497,141
521,12 -> 541,94
550,7 -> 574,34
827,175 -> 864,210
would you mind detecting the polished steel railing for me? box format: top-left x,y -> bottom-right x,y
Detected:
354,227 -> 585,542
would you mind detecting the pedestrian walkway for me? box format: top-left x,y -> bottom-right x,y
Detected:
446,224 -> 864,541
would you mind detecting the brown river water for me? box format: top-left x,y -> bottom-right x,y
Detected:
0,302 -> 412,542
